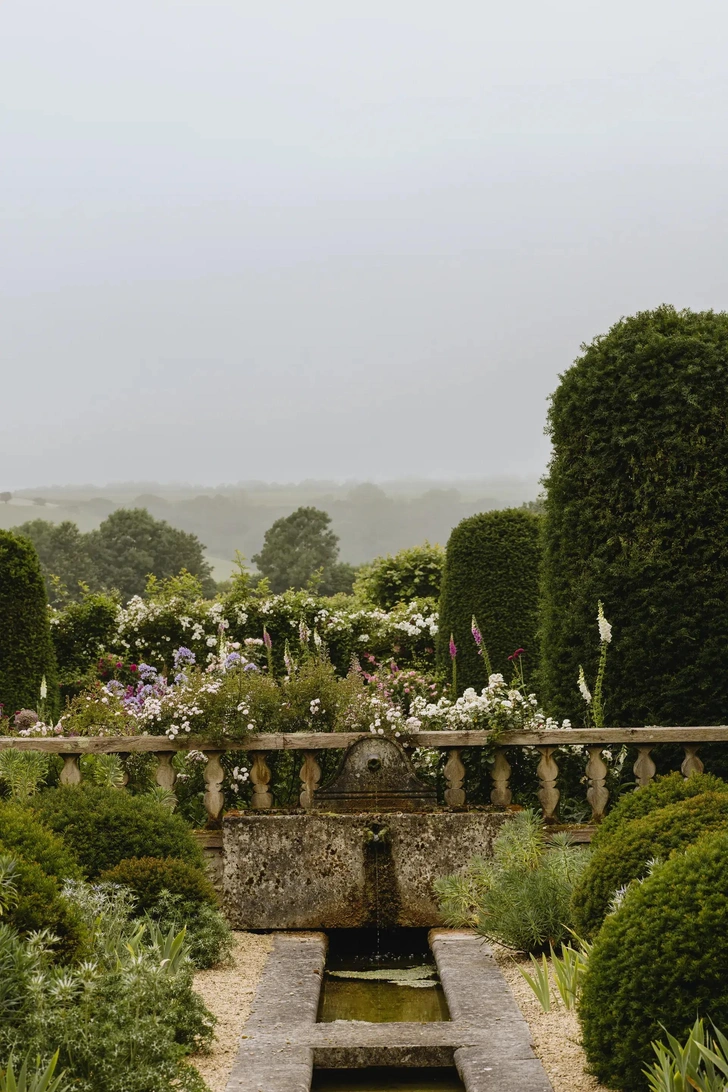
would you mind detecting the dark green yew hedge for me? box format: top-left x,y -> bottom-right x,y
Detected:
540,305 -> 728,725
437,509 -> 541,691
0,530 -> 58,719
571,791 -> 728,937
579,830 -> 728,1091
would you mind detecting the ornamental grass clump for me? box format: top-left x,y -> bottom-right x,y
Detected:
571,791 -> 728,937
435,810 -> 589,952
579,830 -> 728,1092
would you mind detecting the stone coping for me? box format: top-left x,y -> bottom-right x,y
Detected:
225,929 -> 554,1092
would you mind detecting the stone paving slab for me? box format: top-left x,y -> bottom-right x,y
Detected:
226,928 -> 555,1092
225,932 -> 327,1092
430,929 -> 555,1092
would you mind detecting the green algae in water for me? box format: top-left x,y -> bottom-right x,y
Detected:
318,967 -> 449,1023
312,1068 -> 464,1091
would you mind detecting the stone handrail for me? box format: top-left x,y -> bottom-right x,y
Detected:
0,726 -> 720,826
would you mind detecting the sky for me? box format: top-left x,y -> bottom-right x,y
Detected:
2,0 -> 728,488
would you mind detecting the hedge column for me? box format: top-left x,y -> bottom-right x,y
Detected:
437,509 -> 541,692
540,305 -> 728,726
0,530 -> 59,719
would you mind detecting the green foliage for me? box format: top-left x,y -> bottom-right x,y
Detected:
252,506 -> 341,593
49,592 -> 118,698
0,1051 -> 66,1092
14,520 -> 95,606
437,509 -> 541,692
579,830 -> 728,1091
0,883 -> 214,1092
435,810 -> 589,952
99,856 -> 217,912
0,532 -> 59,721
644,1018 -> 728,1092
88,508 -> 215,600
0,802 -> 81,882
572,791 -> 728,937
0,753 -> 49,800
541,305 -> 728,725
354,543 -> 444,610
591,772 -> 728,850
0,851 -> 85,959
143,891 -> 233,969
32,785 -> 204,878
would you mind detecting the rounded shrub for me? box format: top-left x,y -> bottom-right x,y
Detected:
0,800 -> 81,881
99,856 -> 217,913
579,830 -> 728,1091
354,543 -> 444,610
0,530 -> 58,719
572,791 -> 728,937
541,306 -> 728,726
437,509 -> 542,691
33,785 -> 204,877
591,771 -> 728,850
0,847 -> 86,958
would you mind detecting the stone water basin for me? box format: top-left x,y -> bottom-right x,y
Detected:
318,929 -> 450,1024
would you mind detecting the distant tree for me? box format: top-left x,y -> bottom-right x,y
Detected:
87,508 -> 215,601
32,497 -> 47,506
0,492 -> 11,504
0,530 -> 59,719
252,507 -> 341,593
15,520 -> 96,604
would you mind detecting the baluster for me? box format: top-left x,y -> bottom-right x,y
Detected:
250,752 -> 273,810
536,746 -> 560,821
444,748 -> 466,806
490,747 -> 512,807
154,751 -> 177,791
585,746 -> 609,822
202,751 -> 225,827
59,754 -> 82,786
299,751 -> 321,809
681,745 -> 704,778
633,746 -> 656,788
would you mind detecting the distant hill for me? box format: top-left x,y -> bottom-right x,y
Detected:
1,478 -> 540,572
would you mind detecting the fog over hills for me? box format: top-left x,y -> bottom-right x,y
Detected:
0,477 -> 540,577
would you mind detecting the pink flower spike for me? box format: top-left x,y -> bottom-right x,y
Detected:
449,634 -> 457,660
471,616 -> 482,646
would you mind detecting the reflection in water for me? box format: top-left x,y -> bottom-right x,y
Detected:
318,971 -> 449,1023
312,1068 -> 465,1091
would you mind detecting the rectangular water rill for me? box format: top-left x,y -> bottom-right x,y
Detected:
318,930 -> 450,1024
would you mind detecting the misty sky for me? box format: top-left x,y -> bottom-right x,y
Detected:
2,0 -> 728,488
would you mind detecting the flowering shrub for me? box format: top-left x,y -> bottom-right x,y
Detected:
52,576 -> 440,683
407,674 -> 571,737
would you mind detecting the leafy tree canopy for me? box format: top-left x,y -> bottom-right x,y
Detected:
252,506 -> 354,594
17,510 -> 215,603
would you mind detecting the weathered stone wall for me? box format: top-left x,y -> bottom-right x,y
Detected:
223,809 -> 511,930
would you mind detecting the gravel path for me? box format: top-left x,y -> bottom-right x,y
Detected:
191,931 -> 273,1092
493,946 -> 609,1092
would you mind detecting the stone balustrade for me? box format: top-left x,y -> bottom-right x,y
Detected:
0,726 -> 722,827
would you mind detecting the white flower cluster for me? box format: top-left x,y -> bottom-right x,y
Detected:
408,675 -> 571,734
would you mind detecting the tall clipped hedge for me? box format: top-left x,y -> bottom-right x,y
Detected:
437,510 -> 541,691
0,530 -> 58,719
541,306 -> 728,725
